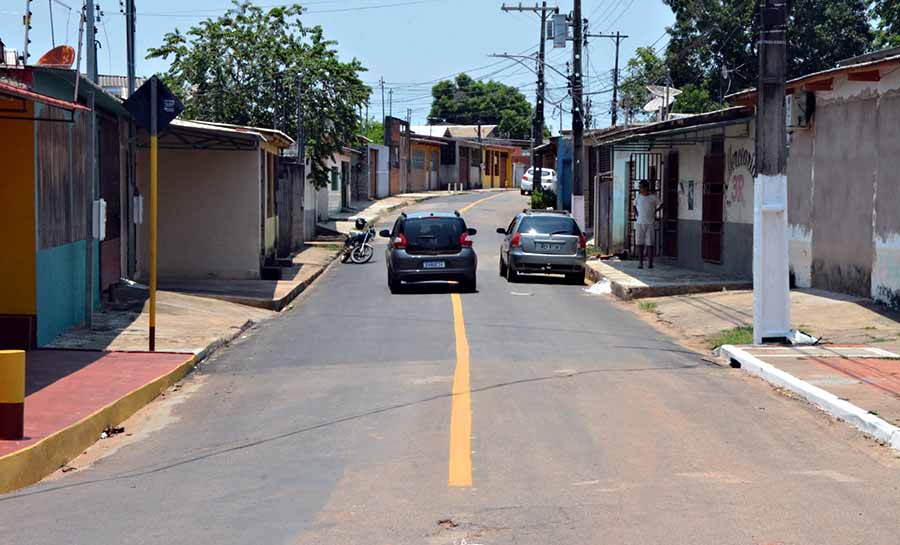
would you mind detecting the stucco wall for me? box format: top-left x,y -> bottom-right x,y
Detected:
786,126 -> 814,287
137,148 -> 261,280
873,92 -> 900,307
809,98 -> 877,297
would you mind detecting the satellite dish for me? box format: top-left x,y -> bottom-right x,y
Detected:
37,45 -> 75,68
643,85 -> 682,113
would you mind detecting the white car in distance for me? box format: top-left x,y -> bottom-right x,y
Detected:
520,167 -> 557,195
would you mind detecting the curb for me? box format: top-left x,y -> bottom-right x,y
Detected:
0,317 -> 263,494
720,344 -> 900,451
585,263 -> 752,300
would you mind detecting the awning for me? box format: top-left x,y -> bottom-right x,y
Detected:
0,80 -> 90,112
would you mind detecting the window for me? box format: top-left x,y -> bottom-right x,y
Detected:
441,143 -> 456,165
518,216 -> 580,236
413,149 -> 425,170
331,166 -> 339,191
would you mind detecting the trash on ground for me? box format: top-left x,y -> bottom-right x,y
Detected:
100,426 -> 125,439
584,279 -> 612,295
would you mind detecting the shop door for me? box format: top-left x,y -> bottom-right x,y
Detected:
702,154 -> 725,263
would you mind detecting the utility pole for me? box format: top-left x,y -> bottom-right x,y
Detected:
125,0 -> 136,276
501,2 -> 559,184
83,0 -> 98,327
584,30 -> 628,126
379,76 -> 385,122
389,88 -> 393,117
753,0 -> 791,344
571,0 -> 585,226
22,0 -> 32,65
86,0 -> 96,81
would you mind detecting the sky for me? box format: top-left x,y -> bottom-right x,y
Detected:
1,0 -> 675,133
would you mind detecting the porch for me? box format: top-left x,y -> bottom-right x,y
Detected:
586,257 -> 751,300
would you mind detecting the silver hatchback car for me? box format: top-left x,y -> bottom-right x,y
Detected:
497,209 -> 586,283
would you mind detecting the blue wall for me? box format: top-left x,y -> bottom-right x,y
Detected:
36,240 -> 99,346
555,138 -> 573,211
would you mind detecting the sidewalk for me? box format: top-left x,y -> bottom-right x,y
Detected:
585,258 -> 751,300
323,191 -> 451,235
625,287 -> 900,450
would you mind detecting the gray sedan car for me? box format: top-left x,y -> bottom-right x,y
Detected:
497,209 -> 586,283
381,211 -> 478,293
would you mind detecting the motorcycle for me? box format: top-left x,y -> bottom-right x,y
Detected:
342,220 -> 376,264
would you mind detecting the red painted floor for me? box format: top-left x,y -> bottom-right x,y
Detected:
800,357 -> 900,398
0,350 -> 192,458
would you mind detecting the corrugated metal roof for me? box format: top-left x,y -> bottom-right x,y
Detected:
175,119 -> 294,147
0,79 -> 90,111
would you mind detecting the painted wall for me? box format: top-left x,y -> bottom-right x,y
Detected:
610,147 -> 634,252
136,148 -> 262,280
786,126 -> 814,288
35,240 -> 98,346
0,104 -> 37,318
872,92 -> 900,308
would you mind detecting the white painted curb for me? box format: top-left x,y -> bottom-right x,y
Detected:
721,345 -> 900,451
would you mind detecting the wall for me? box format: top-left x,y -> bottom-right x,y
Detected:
786,125 -> 814,288
36,240 -> 95,346
610,147 -> 632,252
137,148 -> 261,280
873,92 -> 900,308
0,103 -> 37,348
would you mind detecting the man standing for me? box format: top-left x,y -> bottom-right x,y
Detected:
634,181 -> 662,269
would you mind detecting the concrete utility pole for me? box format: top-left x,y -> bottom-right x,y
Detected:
85,0 -> 96,81
389,88 -> 393,117
501,2 -> 559,182
379,77 -> 385,123
571,0 -> 585,227
22,0 -> 32,65
83,0 -> 98,327
125,0 -> 136,277
753,0 -> 791,344
584,30 -> 628,126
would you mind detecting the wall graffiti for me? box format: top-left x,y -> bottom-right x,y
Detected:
725,144 -> 755,223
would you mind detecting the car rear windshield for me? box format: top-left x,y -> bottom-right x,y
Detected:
518,216 -> 580,235
402,217 -> 465,252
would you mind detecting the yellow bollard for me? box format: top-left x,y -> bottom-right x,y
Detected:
0,350 -> 25,440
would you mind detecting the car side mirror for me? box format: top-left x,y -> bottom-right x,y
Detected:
496,227 -> 506,234
379,229 -> 392,238
467,228 -> 478,236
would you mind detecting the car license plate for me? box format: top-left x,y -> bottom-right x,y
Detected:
538,242 -> 563,251
423,260 -> 446,269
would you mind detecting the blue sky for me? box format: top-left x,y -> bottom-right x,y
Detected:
2,0 -> 674,132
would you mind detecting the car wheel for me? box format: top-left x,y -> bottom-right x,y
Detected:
499,256 -> 508,277
461,275 -> 477,293
566,270 -> 585,285
505,262 -> 518,283
388,270 -> 401,293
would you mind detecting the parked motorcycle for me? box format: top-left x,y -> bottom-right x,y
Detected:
342,218 -> 376,264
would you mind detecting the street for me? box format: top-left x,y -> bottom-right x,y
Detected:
1,191 -> 899,544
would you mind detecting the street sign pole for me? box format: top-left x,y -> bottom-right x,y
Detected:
149,77 -> 158,352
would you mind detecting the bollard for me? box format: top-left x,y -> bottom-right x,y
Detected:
0,350 -> 25,440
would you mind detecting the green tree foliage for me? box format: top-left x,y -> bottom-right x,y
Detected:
360,120 -> 384,144
660,0 -> 872,104
872,0 -> 900,48
146,1 -> 370,189
671,83 -> 724,114
618,46 -> 668,121
428,74 -> 533,139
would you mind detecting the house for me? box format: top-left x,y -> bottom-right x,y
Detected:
0,67 -> 129,348
134,119 -> 292,281
729,46 -> 900,307
384,116 -> 411,195
319,147 -> 359,219
482,143 -> 518,188
409,136 -> 442,191
586,108 -> 755,277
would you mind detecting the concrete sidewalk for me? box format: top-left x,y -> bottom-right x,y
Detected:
623,287 -> 900,450
0,350 -> 196,493
586,258 -> 751,300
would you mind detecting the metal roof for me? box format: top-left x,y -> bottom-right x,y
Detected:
181,119 -> 294,147
0,80 -> 89,111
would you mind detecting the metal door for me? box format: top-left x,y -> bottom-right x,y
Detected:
628,152 -> 663,255
702,155 -> 725,263
459,147 -> 470,186
596,178 -> 612,254
663,151 -> 679,257
369,148 -> 378,197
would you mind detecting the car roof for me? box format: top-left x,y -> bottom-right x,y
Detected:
520,209 -> 573,218
403,211 -> 462,220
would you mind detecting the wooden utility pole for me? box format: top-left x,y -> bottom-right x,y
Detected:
571,0 -> 585,226
753,0 -> 791,344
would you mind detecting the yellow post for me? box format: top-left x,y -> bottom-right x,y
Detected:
0,350 -> 26,440
149,133 -> 157,352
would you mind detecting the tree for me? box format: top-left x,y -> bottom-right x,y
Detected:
661,0 -> 872,102
146,1 -> 370,189
360,120 -> 383,144
618,47 -> 668,122
671,83 -> 724,114
872,0 -> 900,48
428,73 -> 533,139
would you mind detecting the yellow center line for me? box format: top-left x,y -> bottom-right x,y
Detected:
447,191 -> 510,487
458,191 -> 508,214
448,292 -> 472,487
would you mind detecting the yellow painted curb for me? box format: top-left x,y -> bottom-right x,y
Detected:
0,353 -> 197,494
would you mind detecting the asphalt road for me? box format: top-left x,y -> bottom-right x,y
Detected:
2,191 -> 899,545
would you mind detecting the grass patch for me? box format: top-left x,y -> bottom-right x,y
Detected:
707,325 -> 753,349
637,300 -> 658,313
585,244 -> 604,258
322,244 -> 343,252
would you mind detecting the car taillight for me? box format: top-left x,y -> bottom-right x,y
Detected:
459,232 -> 473,247
578,233 -> 586,249
511,233 -> 521,247
393,233 -> 408,249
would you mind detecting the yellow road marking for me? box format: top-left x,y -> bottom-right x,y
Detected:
448,293 -> 472,487
459,191 -> 508,214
